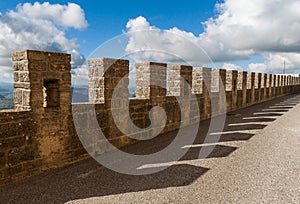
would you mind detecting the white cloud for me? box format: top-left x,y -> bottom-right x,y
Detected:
126,16 -> 152,32
125,0 -> 300,73
248,63 -> 268,73
201,0 -> 300,55
249,52 -> 300,73
0,2 -> 87,83
15,2 -> 88,29
222,63 -> 244,71
72,66 -> 88,85
125,16 -> 213,66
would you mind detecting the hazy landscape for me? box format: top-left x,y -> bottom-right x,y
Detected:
0,82 -> 90,110
0,82 -> 14,110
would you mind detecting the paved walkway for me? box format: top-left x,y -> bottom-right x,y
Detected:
1,94 -> 300,203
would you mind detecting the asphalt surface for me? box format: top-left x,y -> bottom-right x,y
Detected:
1,94 -> 300,203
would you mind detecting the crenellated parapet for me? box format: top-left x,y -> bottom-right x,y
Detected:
1,50 -> 300,185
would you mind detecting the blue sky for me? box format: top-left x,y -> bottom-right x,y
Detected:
0,0 -> 217,56
0,0 -> 300,84
71,0 -> 217,56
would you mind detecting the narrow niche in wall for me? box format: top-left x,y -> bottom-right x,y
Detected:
43,79 -> 60,108
233,79 -> 237,91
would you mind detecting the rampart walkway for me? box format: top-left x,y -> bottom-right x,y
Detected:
0,94 -> 300,203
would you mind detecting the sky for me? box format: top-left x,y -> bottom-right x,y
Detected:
0,0 -> 300,85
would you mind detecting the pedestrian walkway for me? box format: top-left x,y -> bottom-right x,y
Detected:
1,94 -> 300,203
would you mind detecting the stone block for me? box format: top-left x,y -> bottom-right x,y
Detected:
14,82 -> 30,89
192,68 -> 203,94
29,72 -> 42,84
0,136 -> 26,149
14,89 -> 23,106
50,64 -> 70,72
14,72 -> 19,83
136,61 -> 167,99
226,70 -> 233,91
22,159 -> 43,172
211,69 -> 220,92
13,60 -> 29,71
19,72 -> 30,82
237,72 -> 244,90
12,51 -> 27,61
7,164 -> 23,176
247,72 -> 252,89
7,146 -> 39,167
254,73 -> 259,89
28,61 -> 49,72
22,90 -> 31,107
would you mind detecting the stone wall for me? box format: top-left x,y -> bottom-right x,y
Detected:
1,50 -> 300,185
0,50 -> 86,185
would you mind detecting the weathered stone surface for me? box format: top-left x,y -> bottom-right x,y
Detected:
13,60 -> 29,71
254,73 -> 259,89
168,65 -> 192,96
1,51 -> 300,186
211,69 -> 220,92
7,146 -> 39,167
0,152 -> 6,168
192,68 -> 204,94
226,70 -> 233,91
247,72 -> 253,89
237,72 -> 244,90
136,62 -> 167,99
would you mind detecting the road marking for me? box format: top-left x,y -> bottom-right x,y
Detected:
227,122 -> 271,126
242,116 -> 277,120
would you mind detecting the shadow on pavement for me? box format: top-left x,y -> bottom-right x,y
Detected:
180,145 -> 238,161
0,160 -> 208,203
0,94 -> 300,203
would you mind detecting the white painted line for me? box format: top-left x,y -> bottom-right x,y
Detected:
137,161 -> 179,170
181,143 -> 220,149
253,112 -> 280,115
243,116 -> 277,120
227,122 -> 270,126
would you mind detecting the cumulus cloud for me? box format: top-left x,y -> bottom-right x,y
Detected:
249,52 -> 300,74
125,0 -> 300,73
0,2 -> 87,83
205,0 -> 300,54
125,16 -> 214,66
15,2 -> 88,29
71,66 -> 88,85
222,63 -> 244,71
